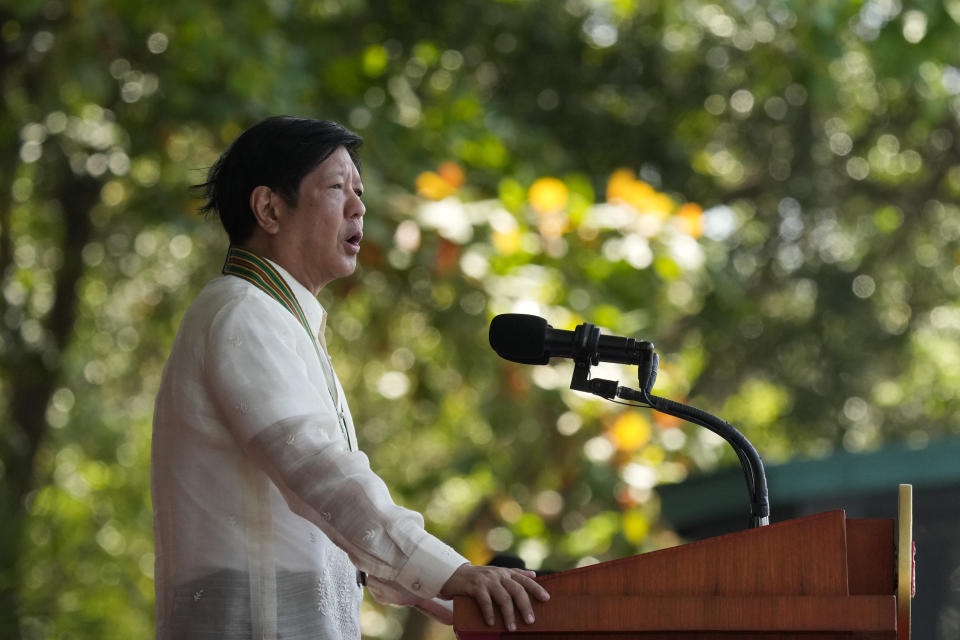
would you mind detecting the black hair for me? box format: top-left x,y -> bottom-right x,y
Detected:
196,116 -> 363,245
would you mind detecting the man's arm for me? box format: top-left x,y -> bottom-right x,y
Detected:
367,565 -> 550,630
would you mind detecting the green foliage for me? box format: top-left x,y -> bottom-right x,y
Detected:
2,1 -> 960,639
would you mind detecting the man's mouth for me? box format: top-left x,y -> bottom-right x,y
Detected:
345,231 -> 363,254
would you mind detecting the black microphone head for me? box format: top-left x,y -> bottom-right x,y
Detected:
489,313 -> 551,365
486,553 -> 526,569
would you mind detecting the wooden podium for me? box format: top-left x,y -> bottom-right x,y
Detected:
454,504 -> 912,639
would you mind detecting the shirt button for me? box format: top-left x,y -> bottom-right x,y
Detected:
412,580 -> 422,591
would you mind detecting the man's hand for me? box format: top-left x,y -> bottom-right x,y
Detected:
439,562 -> 550,632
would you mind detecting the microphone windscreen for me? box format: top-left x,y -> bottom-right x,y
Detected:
486,554 -> 526,569
489,314 -> 550,365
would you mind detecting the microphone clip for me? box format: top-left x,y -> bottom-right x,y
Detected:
572,322 -> 601,368
569,322 -> 618,399
568,321 -> 659,401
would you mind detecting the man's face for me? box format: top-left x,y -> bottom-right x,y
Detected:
276,146 -> 365,293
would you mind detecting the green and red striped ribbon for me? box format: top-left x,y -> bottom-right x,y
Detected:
222,246 -> 353,450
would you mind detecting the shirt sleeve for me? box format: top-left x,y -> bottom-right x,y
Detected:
365,575 -> 455,624
202,293 -> 468,598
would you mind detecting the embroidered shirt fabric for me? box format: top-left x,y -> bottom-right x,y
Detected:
152,260 -> 467,639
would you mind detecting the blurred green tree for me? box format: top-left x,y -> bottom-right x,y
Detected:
1,0 -> 959,638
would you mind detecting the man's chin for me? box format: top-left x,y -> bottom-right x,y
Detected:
338,257 -> 358,278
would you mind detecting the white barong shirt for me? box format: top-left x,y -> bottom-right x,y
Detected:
152,259 -> 467,639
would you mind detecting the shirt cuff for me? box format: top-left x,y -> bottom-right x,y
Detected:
393,533 -> 469,599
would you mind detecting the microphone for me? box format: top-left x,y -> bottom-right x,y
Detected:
486,554 -> 526,569
487,553 -> 556,576
488,313 -> 769,528
488,313 -> 646,366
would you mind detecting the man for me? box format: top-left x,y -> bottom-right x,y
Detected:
152,116 -> 549,639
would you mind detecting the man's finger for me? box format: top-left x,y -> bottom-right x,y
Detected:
514,571 -> 551,602
491,580 -> 518,631
473,587 -> 495,627
503,575 -> 536,624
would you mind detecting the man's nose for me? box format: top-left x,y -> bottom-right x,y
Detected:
348,192 -> 365,218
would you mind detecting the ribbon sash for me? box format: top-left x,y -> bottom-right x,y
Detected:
222,246 -> 353,450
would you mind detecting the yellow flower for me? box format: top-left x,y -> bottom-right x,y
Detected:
607,170 -> 655,209
437,161 -> 465,188
492,228 -> 522,254
607,168 -> 677,219
528,177 -> 569,214
645,192 -> 675,219
415,171 -> 456,200
674,202 -> 704,237
622,509 -> 650,544
609,412 -> 651,452
606,168 -> 638,203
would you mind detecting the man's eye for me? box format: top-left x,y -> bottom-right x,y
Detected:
331,183 -> 343,190
354,190 -> 363,197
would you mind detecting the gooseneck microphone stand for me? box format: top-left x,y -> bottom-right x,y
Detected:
567,321 -> 770,528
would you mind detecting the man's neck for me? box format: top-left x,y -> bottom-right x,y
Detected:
238,238 -> 320,296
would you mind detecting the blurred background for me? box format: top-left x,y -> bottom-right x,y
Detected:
2,0 -> 960,638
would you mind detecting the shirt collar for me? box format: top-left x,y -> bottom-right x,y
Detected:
264,258 -> 328,347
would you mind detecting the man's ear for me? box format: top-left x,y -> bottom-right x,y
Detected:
250,185 -> 281,235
